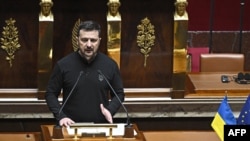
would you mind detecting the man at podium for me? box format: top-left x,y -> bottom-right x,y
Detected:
45,20 -> 125,127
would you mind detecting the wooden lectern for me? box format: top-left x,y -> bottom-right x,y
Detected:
41,123 -> 145,141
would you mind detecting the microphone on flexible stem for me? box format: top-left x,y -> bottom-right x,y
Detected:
53,71 -> 84,139
97,70 -> 134,138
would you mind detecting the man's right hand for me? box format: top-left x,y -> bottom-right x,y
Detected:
59,117 -> 75,127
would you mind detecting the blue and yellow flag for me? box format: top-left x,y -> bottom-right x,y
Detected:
237,95 -> 250,125
211,96 -> 236,141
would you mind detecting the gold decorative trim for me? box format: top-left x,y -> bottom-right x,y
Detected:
137,17 -> 155,67
72,18 -> 81,51
0,18 -> 21,67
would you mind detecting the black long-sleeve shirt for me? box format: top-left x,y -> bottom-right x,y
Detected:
45,51 -> 124,123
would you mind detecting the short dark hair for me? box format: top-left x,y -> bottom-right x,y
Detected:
77,20 -> 101,37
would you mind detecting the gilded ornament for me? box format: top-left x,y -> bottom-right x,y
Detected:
0,18 -> 21,67
137,17 -> 155,67
72,18 -> 81,51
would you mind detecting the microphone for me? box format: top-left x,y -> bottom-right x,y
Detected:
53,70 -> 84,139
58,71 -> 84,115
97,70 -> 134,138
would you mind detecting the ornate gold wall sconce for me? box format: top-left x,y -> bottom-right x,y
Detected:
137,17 -> 155,67
0,18 -> 21,67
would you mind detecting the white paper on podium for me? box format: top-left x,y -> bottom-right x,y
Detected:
67,123 -> 137,136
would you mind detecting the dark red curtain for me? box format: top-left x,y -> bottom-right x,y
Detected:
187,0 -> 250,31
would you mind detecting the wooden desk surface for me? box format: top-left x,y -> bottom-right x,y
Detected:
185,72 -> 250,98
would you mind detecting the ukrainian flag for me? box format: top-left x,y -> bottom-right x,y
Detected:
211,96 -> 236,141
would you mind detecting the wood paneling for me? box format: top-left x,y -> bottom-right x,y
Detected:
0,0 -> 38,88
1,0 -> 175,98
0,132 -> 42,141
120,0 -> 174,88
1,0 -> 249,99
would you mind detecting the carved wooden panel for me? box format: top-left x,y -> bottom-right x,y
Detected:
120,0 -> 175,88
0,0 -> 39,89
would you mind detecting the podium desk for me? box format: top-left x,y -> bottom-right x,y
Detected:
185,72 -> 250,98
41,124 -> 145,141
0,132 -> 42,141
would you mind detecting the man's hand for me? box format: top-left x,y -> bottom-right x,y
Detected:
59,117 -> 75,127
100,104 -> 113,123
